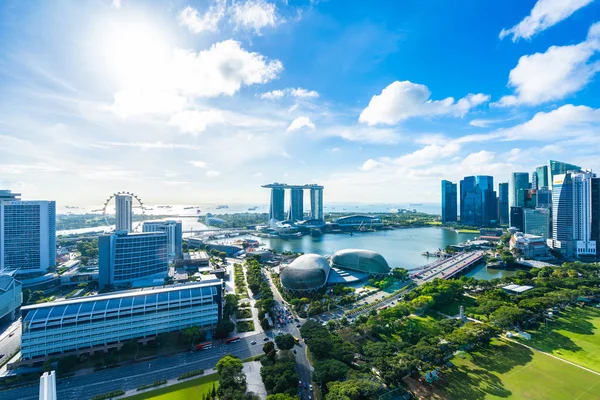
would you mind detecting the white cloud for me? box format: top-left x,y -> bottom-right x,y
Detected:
190,161 -> 210,168
286,116 -> 315,131
495,23 -> 600,107
460,150 -> 496,166
260,87 -> 319,99
360,159 -> 384,171
393,143 -> 461,168
252,172 -> 263,177
205,170 -> 221,178
231,0 -> 278,34
112,0 -> 122,9
178,2 -> 226,34
169,110 -> 224,134
499,0 -> 594,42
103,141 -> 203,150
358,81 -> 489,125
336,127 -> 400,144
111,90 -> 187,116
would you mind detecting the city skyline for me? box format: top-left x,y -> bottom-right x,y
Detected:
1,1 -> 600,205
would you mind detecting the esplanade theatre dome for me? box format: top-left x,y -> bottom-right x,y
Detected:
280,254 -> 330,292
330,249 -> 391,277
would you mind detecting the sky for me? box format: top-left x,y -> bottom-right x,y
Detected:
1,0 -> 600,206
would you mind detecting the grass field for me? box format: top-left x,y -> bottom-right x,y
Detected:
125,374 -> 219,400
433,295 -> 478,316
518,306 -> 600,372
407,338 -> 600,400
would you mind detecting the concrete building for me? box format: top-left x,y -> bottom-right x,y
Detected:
592,177 -> 600,257
510,233 -> 549,259
115,194 -> 133,233
548,160 -> 580,190
0,190 -> 56,275
143,220 -> 183,263
39,371 -> 57,400
0,271 -> 22,321
99,231 -> 168,289
20,280 -> 222,360
510,207 -> 524,232
262,183 -> 324,223
441,180 -> 457,223
308,185 -> 324,221
549,171 -> 596,258
509,172 -> 529,226
524,208 -> 551,238
498,182 -> 509,225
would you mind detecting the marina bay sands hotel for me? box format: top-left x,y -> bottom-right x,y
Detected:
262,183 -> 324,222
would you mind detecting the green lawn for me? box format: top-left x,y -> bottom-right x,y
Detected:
125,374 -> 219,400
427,338 -> 600,400
433,295 -> 478,317
518,306 -> 600,372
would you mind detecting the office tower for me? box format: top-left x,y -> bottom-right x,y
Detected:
263,185 -> 286,222
289,186 -> 304,221
143,220 -> 183,262
441,180 -> 458,223
309,185 -> 324,221
115,194 -> 133,232
550,171 -> 596,257
0,271 -> 22,320
524,208 -> 551,238
536,165 -> 549,189
0,190 -> 56,275
548,160 -> 580,190
459,176 -> 496,226
531,171 -> 538,190
510,207 -> 524,232
498,183 -> 509,224
509,172 -> 529,225
537,187 -> 552,208
21,279 -> 223,360
592,177 -> 600,256
99,231 -> 168,289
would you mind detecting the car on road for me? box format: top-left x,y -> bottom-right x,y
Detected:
298,380 -> 303,387
303,382 -> 307,389
296,324 -> 301,328
293,349 -> 297,354
8,332 -> 14,337
309,384 -> 313,390
263,337 -> 270,341
251,340 -> 256,345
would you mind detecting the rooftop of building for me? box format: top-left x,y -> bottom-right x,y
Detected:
261,183 -> 324,189
22,279 -> 222,311
502,284 -> 534,293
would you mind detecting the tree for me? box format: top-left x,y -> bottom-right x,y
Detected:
260,356 -> 298,395
263,341 -> 277,358
57,354 -> 79,373
490,305 -> 528,328
217,355 -> 247,399
211,382 -> 217,399
312,359 -> 349,385
215,319 -> 235,339
325,379 -> 380,400
224,294 -> 239,317
392,268 -> 409,281
275,334 -> 295,350
266,394 -> 298,400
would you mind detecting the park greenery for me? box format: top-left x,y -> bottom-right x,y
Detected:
294,260 -> 600,399
260,341 -> 299,396
216,355 -> 259,400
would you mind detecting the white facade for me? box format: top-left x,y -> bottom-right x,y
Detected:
0,272 -> 22,320
115,194 -> 133,232
510,233 -> 549,259
0,190 -> 56,274
39,371 -> 57,400
143,220 -> 183,263
21,280 -> 222,360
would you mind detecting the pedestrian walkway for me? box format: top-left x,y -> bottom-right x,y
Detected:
117,367 -> 218,399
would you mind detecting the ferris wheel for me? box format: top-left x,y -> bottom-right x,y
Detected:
103,191 -> 145,232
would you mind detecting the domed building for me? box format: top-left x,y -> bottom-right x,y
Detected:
330,249 -> 391,277
280,254 -> 330,293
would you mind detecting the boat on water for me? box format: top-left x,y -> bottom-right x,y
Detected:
91,209 -> 103,212
279,232 -> 302,239
216,205 -> 229,209
157,205 -> 172,209
248,206 -> 258,211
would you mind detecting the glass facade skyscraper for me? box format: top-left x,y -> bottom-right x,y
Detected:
441,180 -> 457,223
536,165 -> 549,189
592,177 -> 600,257
498,183 -> 509,224
289,187 -> 304,221
509,172 -> 529,226
548,160 -> 580,190
142,220 -> 183,263
0,191 -> 56,275
510,207 -> 524,232
459,176 -> 496,226
524,208 -> 551,238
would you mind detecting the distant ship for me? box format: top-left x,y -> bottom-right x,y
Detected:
248,206 -> 258,211
184,206 -> 201,210
409,203 -> 423,206
157,205 -> 172,209
65,206 -> 79,209
216,205 -> 229,209
91,209 -> 103,212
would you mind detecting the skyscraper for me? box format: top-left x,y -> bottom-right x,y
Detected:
289,187 -> 304,221
537,187 -> 552,209
548,160 -> 581,190
268,186 -> 285,221
509,172 -> 529,226
592,177 -> 600,257
309,186 -> 324,221
536,165 -> 549,189
115,194 -> 133,232
510,207 -> 524,232
477,175 -> 497,226
498,183 -> 509,224
459,176 -> 496,226
531,171 -> 538,190
99,231 -> 169,289
441,180 -> 457,223
143,220 -> 183,262
524,208 -> 551,238
549,171 -> 596,257
0,190 -> 56,275
460,176 -> 475,224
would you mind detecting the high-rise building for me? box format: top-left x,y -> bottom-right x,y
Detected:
537,187 -> 552,209
548,160 -> 580,190
289,187 -> 304,221
143,220 -> 183,262
20,279 -> 223,360
115,194 -> 133,232
99,231 -> 168,289
549,171 -> 596,257
510,207 -> 524,232
0,271 -> 22,321
0,190 -> 56,275
536,165 -> 549,189
441,180 -> 457,223
509,172 -> 529,226
592,177 -> 600,257
459,176 -> 496,226
498,183 -> 509,224
524,208 -> 551,238
309,185 -> 324,221
531,171 -> 538,190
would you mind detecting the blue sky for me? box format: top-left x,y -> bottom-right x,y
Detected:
1,0 -> 600,206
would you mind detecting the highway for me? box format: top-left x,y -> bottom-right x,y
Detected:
413,251 -> 485,284
0,318 -> 20,368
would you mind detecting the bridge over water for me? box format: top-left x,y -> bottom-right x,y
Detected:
411,250 -> 485,284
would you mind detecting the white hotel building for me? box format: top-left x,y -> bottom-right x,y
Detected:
20,279 -> 222,360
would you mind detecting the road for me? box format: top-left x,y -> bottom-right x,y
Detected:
0,318 -> 21,368
1,332 -> 268,400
